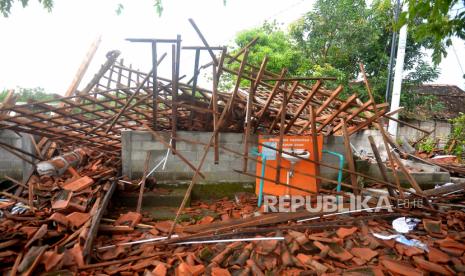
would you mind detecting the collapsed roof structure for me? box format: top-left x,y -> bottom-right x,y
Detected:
0,19 -> 464,275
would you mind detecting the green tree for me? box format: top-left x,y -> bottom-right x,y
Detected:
232,21 -> 309,75
0,87 -> 55,102
289,0 -> 439,102
0,0 -> 164,17
0,0 -> 53,16
401,0 -> 465,64
229,0 -> 439,104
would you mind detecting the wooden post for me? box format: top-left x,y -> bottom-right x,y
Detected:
276,87 -> 287,187
212,63 -> 219,164
358,64 -> 404,199
242,78 -> 254,172
368,135 -> 397,199
151,42 -> 158,129
243,56 -> 268,171
189,48 -> 200,128
137,151 -> 152,213
309,105 -> 320,193
167,49 -> 251,238
341,119 -> 359,195
65,35 -> 102,97
83,180 -> 117,262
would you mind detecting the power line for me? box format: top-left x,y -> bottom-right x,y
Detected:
451,41 -> 464,76
264,0 -> 308,23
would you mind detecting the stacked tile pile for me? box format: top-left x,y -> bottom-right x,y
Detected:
83,197 -> 465,275
0,150 -> 118,275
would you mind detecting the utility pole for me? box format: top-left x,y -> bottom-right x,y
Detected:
385,0 -> 401,102
387,21 -> 408,137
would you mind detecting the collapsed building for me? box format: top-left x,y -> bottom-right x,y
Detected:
0,19 -> 464,275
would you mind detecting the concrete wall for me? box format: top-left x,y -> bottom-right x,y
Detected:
397,119 -> 451,148
0,130 -> 33,183
120,128 -> 452,188
122,130 -> 257,184
122,130 -> 351,184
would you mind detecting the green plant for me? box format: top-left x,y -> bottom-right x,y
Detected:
446,112 -> 465,160
418,137 -> 435,153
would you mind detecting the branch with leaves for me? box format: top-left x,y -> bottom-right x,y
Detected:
400,0 -> 465,64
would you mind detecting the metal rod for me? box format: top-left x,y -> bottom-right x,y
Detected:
151,42 -> 158,129
189,48 -> 201,127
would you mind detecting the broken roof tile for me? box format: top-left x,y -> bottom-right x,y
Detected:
328,243 -> 353,262
336,227 -> 358,239
423,219 -> 447,238
350,247 -> 378,261
115,211 -> 142,228
152,263 -> 167,276
62,176 -> 94,192
66,212 -> 90,228
413,256 -> 454,275
211,267 -> 231,276
380,258 -> 424,276
41,250 -> 64,272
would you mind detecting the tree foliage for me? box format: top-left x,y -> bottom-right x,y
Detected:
232,21 -> 308,75
230,0 -> 439,105
401,0 -> 465,64
0,0 -> 164,17
0,0 -> 52,16
0,87 -> 54,102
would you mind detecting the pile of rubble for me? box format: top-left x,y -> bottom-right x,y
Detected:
4,193 -> 462,275
0,19 -> 464,275
0,149 -> 118,274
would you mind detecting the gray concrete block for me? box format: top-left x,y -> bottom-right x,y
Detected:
131,132 -> 153,141
178,154 -> 196,164
141,141 -> 167,150
131,141 -> 145,150
131,150 -> 149,161
219,132 -> 244,143
173,142 -> 189,151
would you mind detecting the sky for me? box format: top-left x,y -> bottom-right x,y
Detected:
0,0 -> 464,95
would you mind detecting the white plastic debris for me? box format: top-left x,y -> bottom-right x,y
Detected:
392,217 -> 421,233
0,198 -> 28,217
372,233 -> 428,252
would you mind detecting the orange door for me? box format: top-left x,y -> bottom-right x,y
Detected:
255,135 -> 323,196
